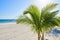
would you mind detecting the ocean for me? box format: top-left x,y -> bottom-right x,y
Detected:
0,19 -> 16,23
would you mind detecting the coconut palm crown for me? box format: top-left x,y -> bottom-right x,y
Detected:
16,3 -> 60,40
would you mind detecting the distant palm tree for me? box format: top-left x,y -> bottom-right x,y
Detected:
16,3 -> 60,40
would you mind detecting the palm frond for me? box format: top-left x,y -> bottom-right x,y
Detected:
41,3 -> 58,13
41,3 -> 58,18
16,15 -> 33,24
24,5 -> 41,31
55,17 -> 60,26
50,10 -> 59,18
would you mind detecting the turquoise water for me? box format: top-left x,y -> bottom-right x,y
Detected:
0,19 -> 16,23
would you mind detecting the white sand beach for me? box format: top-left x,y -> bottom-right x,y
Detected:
0,23 -> 60,40
0,23 -> 37,40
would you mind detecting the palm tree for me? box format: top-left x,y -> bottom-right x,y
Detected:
16,3 -> 60,40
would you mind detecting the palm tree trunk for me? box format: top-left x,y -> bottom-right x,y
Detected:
38,32 -> 41,40
41,33 -> 44,40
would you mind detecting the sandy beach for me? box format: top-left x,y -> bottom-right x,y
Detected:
0,23 -> 37,40
0,23 -> 60,40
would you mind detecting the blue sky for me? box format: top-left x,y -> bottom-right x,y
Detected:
0,0 -> 60,19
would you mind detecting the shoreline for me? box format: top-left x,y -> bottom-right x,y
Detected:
0,22 -> 16,25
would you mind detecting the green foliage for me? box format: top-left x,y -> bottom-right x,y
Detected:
16,3 -> 60,33
16,15 -> 33,24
